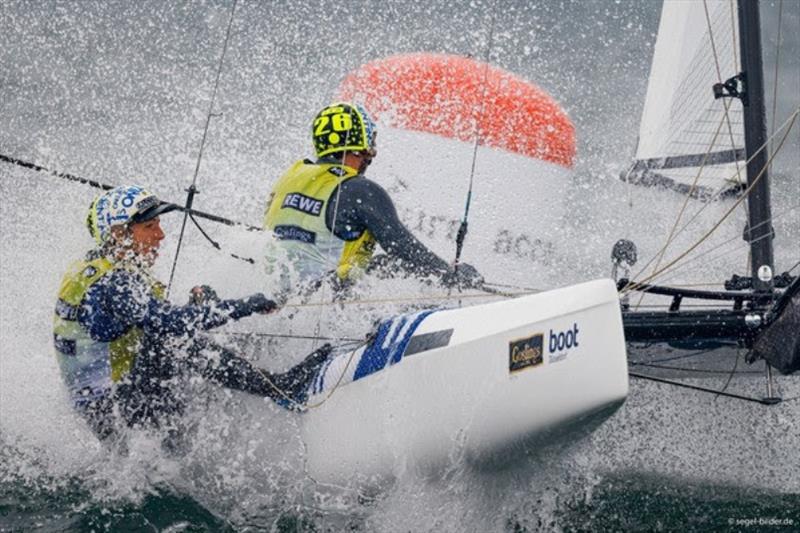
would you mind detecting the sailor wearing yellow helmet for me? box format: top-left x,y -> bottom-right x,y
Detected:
263,102 -> 483,291
54,185 -> 331,440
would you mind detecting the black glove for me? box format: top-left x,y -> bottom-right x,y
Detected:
189,285 -> 220,305
441,263 -> 484,289
245,293 -> 279,315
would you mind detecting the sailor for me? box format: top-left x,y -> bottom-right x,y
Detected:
54,185 -> 330,441
263,102 -> 483,291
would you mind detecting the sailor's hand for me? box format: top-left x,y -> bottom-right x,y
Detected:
442,263 -> 484,289
189,285 -> 220,305
246,293 -> 280,315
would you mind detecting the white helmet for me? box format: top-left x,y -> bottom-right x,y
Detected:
86,185 -> 175,246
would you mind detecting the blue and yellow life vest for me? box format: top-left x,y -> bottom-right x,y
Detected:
53,256 -> 164,403
263,160 -> 376,282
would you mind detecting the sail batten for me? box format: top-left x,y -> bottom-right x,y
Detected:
628,0 -> 746,198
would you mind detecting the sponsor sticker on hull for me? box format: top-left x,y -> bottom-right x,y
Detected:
509,333 -> 544,373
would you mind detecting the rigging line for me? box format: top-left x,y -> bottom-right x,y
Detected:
623,113 -> 797,292
651,204 -> 800,286
0,153 -> 265,231
482,280 -> 543,293
769,0 -> 784,169
663,282 -> 744,287
633,110 -> 729,310
669,177 -> 792,251
630,363 -> 762,376
282,290 -> 515,309
630,110 -> 738,289
474,283 -> 517,298
623,132 -> 788,294
787,259 -> 800,274
622,109 -> 799,294
628,372 -> 780,405
166,0 -> 238,297
728,0 -> 739,72
454,3 -> 497,273
304,341 -> 365,409
672,112 -> 800,251
257,339 -> 370,411
188,213 -> 255,264
637,204 -> 794,289
716,347 -> 741,396
630,346 -> 732,365
654,237 -> 771,289
627,106 -> 800,289
703,0 -> 745,187
219,331 -> 363,343
310,137 -> 350,351
0,153 -> 114,191
627,304 -> 750,309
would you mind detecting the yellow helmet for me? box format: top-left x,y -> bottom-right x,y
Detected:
312,102 -> 377,158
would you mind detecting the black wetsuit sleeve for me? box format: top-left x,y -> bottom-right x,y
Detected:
80,269 -> 264,341
325,178 -> 451,276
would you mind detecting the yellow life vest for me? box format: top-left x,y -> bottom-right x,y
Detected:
53,256 -> 165,402
263,160 -> 376,283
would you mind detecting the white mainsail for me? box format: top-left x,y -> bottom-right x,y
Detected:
627,0 -> 747,199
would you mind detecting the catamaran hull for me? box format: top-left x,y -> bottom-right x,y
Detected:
300,279 -> 628,486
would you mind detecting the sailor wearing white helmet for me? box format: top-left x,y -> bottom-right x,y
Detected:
54,185 -> 330,441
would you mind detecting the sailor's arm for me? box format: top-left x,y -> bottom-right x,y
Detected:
79,270 -> 276,340
328,179 -> 452,277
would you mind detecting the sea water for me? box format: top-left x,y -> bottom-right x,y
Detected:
2,1 -> 799,531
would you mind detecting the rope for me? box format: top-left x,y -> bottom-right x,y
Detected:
482,280 -> 543,293
634,110 -> 729,309
629,372 -> 781,405
705,0 -> 749,284
221,331 -> 363,343
704,0 -> 746,187
628,303 -> 745,309
651,204 -> 800,287
256,340 -> 367,411
627,105 -> 800,290
454,6 -> 497,273
0,153 -> 115,191
166,0 -> 238,297
303,345 -> 363,409
728,0 -> 739,72
769,0 -> 784,166
631,363 -> 762,376
188,214 -> 255,264
716,347 -> 741,396
307,113 -> 362,349
623,108 -> 799,294
630,114 -> 738,292
629,346 -> 734,365
633,0 -> 761,308
282,288 -> 519,309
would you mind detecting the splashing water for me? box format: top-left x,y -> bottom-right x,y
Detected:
2,0 -> 799,530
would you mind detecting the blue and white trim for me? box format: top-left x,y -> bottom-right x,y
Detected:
308,310 -> 436,397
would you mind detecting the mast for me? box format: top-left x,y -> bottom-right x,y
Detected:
737,0 -> 774,294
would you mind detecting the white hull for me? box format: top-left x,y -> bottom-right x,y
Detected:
300,279 -> 628,486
